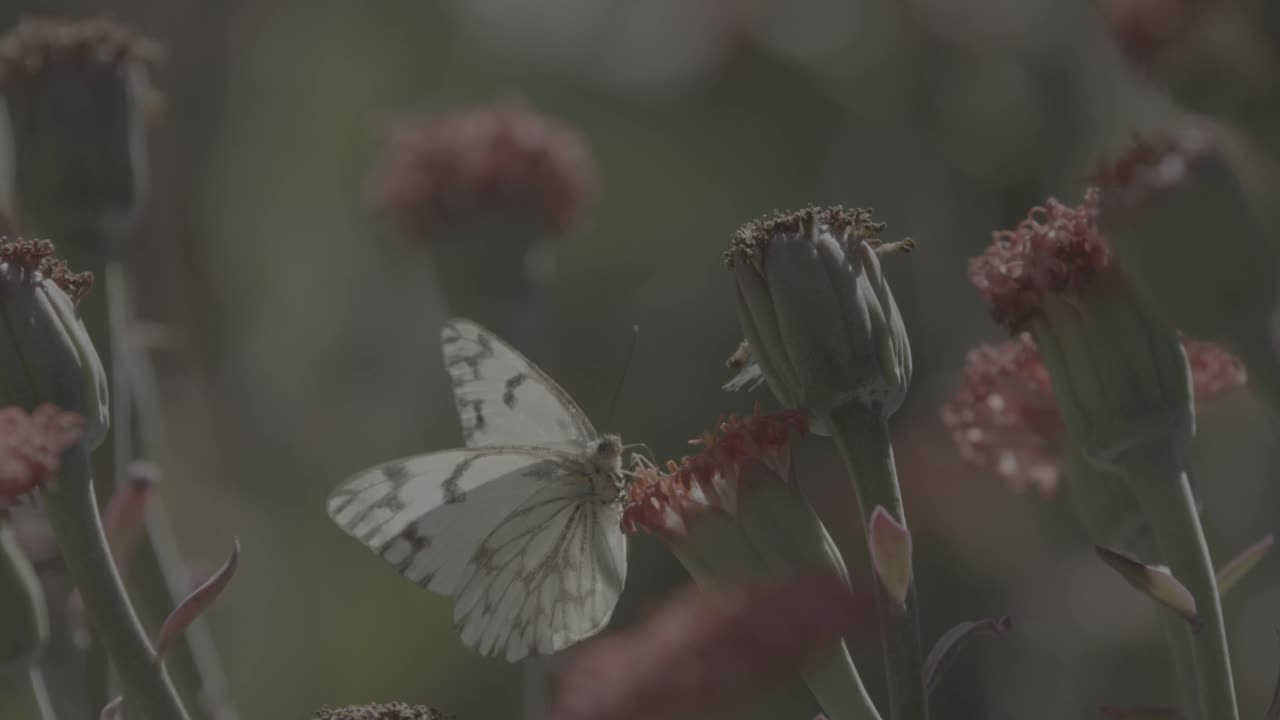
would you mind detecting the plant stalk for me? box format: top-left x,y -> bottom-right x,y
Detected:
0,667 -> 56,719
43,445 -> 190,720
1124,458 -> 1238,720
825,403 -> 927,720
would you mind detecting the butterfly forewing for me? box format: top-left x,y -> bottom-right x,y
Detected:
441,318 -> 598,447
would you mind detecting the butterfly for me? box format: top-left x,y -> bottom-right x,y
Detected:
327,318 -> 629,661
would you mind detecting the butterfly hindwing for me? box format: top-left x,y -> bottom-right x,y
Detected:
441,318 -> 597,447
327,443 -> 626,660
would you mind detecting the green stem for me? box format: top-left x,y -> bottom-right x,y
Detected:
825,404 -> 927,720
43,445 -> 190,720
0,667 -> 56,719
1124,459 -> 1238,720
1162,614 -> 1204,720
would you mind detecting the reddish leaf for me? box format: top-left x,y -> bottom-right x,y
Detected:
154,538 -> 239,659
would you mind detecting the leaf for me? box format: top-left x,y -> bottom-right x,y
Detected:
1098,705 -> 1183,719
869,506 -> 913,608
154,538 -> 239,659
924,616 -> 1013,692
1215,534 -> 1273,596
1095,545 -> 1199,626
100,696 -> 122,720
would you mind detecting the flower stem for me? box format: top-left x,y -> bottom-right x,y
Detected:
1124,458 -> 1238,720
43,444 -> 191,720
825,404 -> 927,720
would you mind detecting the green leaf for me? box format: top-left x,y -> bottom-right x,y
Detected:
1265,630 -> 1280,720
1215,534 -> 1273,596
1095,545 -> 1198,626
924,616 -> 1012,693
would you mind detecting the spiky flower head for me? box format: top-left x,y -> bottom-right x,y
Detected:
727,206 -> 913,425
622,410 -> 807,539
0,238 -> 107,448
0,17 -> 160,239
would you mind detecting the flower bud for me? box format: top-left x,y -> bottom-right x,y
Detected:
969,190 -> 1192,473
0,18 -> 160,240
0,239 -> 107,448
727,207 -> 913,423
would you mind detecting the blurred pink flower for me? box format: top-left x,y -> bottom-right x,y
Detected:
941,336 -> 1245,495
1096,0 -> 1213,63
550,569 -> 862,720
0,404 -> 83,507
371,100 -> 597,238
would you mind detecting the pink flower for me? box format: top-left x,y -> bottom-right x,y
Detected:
968,190 -> 1110,333
0,404 -> 83,506
371,100 -> 597,238
621,409 -> 807,539
942,337 -> 1244,495
550,570 -> 861,720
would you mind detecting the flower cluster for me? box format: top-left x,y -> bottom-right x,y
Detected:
622,409 -> 806,539
968,189 -> 1110,332
0,404 -> 83,506
942,335 -> 1245,495
371,100 -> 598,237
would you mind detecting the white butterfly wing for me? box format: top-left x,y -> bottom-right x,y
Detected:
453,475 -> 626,660
327,445 -> 626,660
442,318 -> 598,447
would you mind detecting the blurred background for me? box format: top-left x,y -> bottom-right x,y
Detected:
6,0 -> 1280,718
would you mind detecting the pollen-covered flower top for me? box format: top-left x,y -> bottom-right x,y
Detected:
968,189 -> 1110,333
371,100 -> 598,237
942,336 -> 1246,495
622,410 -> 806,538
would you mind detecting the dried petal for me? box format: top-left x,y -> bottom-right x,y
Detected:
154,538 -> 239,659
1215,534 -> 1273,596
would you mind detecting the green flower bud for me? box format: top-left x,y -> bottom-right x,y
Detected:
0,18 -> 160,241
0,519 -> 47,672
0,239 -> 107,449
727,207 -> 913,423
969,190 -> 1192,473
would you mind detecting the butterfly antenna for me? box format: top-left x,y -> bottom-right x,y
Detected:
606,325 -> 640,428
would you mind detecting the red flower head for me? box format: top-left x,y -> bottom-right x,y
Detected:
371,100 -> 597,238
622,409 -> 807,540
942,337 -> 1245,495
0,404 -> 83,506
969,189 -> 1110,333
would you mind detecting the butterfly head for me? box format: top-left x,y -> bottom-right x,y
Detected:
593,434 -> 624,471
